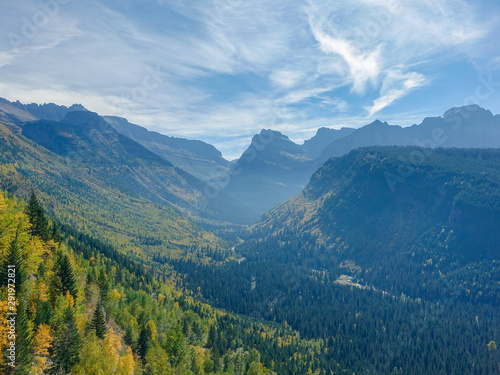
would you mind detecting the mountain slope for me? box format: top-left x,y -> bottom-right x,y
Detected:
1,97 -> 229,182
221,105 -> 500,224
255,146 -> 500,263
0,115 -> 221,258
166,147 -> 500,374
105,115 -> 229,181
1,190 -> 329,375
220,130 -> 316,220
21,111 -> 205,210
0,98 -> 38,126
222,106 -> 500,224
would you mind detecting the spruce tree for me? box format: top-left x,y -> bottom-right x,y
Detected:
14,300 -> 33,374
54,253 -> 78,300
124,326 -> 135,348
137,325 -> 151,362
1,238 -> 32,374
49,307 -> 80,374
26,192 -> 50,242
0,236 -> 25,290
89,300 -> 107,339
97,269 -> 110,299
51,222 -> 60,243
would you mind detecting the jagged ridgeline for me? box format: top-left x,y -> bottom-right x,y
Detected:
1,191 -> 348,374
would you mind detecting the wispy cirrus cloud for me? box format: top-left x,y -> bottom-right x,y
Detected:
365,71 -> 429,117
308,13 -> 381,95
0,0 -> 499,158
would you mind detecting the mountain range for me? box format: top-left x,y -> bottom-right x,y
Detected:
221,105 -> 500,222
4,97 -> 499,224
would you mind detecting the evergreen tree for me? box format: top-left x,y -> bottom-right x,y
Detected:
97,269 -> 110,299
89,300 -> 107,339
0,236 -> 25,290
137,325 -> 152,362
15,300 -> 33,374
1,238 -> 32,375
51,222 -> 60,243
49,307 -> 81,374
124,326 -> 135,348
34,300 -> 52,327
207,324 -> 216,349
26,192 -> 50,242
54,253 -> 78,300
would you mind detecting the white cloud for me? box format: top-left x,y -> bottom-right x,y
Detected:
308,13 -> 382,94
270,70 -> 304,89
365,70 -> 428,116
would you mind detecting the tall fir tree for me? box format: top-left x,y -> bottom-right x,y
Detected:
97,269 -> 110,299
0,236 -> 25,290
137,325 -> 151,362
49,307 -> 80,374
56,253 -> 78,300
89,300 -> 107,339
51,252 -> 78,301
1,238 -> 32,375
14,300 -> 33,375
26,192 -> 50,242
124,326 -> 135,348
51,222 -> 60,243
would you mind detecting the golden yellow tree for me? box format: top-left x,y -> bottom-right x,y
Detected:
0,299 -> 10,367
488,340 -> 497,352
72,328 -> 135,375
32,324 -> 54,374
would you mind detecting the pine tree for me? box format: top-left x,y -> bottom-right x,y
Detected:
137,325 -> 151,362
89,300 -> 107,339
124,326 -> 135,348
26,192 -> 50,242
1,238 -> 32,374
55,253 -> 78,300
97,269 -> 110,299
49,307 -> 80,374
51,222 -> 60,243
0,236 -> 25,290
1,317 -> 35,374
15,299 -> 34,374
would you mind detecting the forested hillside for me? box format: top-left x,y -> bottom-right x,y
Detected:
170,147 -> 500,374
0,116 -> 222,260
1,190 -> 353,374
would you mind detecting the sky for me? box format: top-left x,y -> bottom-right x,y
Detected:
1,0 -> 500,159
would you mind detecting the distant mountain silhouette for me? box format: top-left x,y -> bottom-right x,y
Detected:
0,97 -> 87,121
0,98 -> 38,126
104,116 -> 229,181
302,127 -> 355,157
318,105 -> 500,163
220,129 -> 315,220
221,105 -> 500,223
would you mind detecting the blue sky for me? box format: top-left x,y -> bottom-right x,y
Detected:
1,0 -> 500,159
